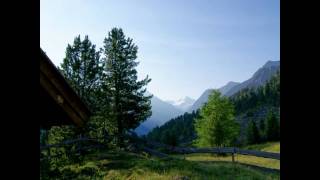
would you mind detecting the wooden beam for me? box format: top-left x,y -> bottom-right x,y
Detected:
40,48 -> 91,127
40,71 -> 84,127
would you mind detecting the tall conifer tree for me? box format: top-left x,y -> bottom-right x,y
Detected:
102,28 -> 152,146
59,35 -> 104,112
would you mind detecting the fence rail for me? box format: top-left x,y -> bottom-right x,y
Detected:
144,141 -> 280,160
40,137 -> 101,150
40,137 -> 280,161
40,137 -> 108,161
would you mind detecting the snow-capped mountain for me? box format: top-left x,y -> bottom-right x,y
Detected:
166,96 -> 195,112
134,92 -> 183,136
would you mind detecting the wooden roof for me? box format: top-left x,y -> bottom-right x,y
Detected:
40,48 -> 91,129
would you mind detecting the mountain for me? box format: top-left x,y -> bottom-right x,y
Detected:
219,81 -> 240,95
166,97 -> 195,112
188,60 -> 279,112
187,89 -> 213,113
187,81 -> 240,112
224,61 -> 280,97
147,71 -> 280,146
135,93 -> 183,136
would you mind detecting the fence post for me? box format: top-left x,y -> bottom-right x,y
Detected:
231,147 -> 235,163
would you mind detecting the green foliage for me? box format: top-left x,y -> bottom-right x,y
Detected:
259,118 -> 266,142
246,119 -> 261,144
266,111 -> 280,141
161,130 -> 178,146
56,28 -> 153,148
102,28 -> 152,146
194,90 -> 239,147
231,71 -> 280,115
43,150 -> 279,179
59,35 -> 104,113
46,126 -> 80,168
244,141 -> 280,153
147,111 -> 199,146
148,72 -> 280,147
230,72 -> 280,145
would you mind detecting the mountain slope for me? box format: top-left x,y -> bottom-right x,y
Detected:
187,81 -> 239,112
219,81 -> 240,95
224,61 -> 280,97
147,71 -> 280,146
188,61 -> 279,112
135,93 -> 183,136
187,89 -> 213,113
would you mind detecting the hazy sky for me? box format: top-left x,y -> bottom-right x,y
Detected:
40,0 -> 279,101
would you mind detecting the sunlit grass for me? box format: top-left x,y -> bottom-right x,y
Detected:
54,149 -> 279,179
177,153 -> 279,169
174,142 -> 280,170
244,142 -> 280,153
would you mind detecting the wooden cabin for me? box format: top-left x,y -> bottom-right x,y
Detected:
40,48 -> 91,129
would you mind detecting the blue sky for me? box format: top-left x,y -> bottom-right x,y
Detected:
40,0 -> 279,101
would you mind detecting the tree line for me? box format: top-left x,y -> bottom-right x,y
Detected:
147,110 -> 199,146
146,72 -> 280,147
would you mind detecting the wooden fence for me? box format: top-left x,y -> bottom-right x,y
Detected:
40,137 -> 107,161
144,141 -> 280,161
40,137 -> 101,150
40,137 -> 280,163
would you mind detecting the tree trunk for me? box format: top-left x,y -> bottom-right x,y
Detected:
117,117 -> 124,147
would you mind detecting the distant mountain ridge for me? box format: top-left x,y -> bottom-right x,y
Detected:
166,96 -> 195,112
134,92 -> 183,135
219,81 -> 240,95
146,71 -> 280,146
136,60 -> 279,136
224,61 -> 280,97
188,60 -> 280,112
187,81 -> 240,112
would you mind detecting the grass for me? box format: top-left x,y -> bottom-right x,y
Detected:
51,148 -> 279,180
244,142 -> 280,153
174,141 -> 280,170
177,153 -> 279,170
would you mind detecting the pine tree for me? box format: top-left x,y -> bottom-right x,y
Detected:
162,130 -> 178,146
259,118 -> 266,142
102,28 -> 152,147
246,119 -> 261,144
147,110 -> 200,145
194,90 -> 239,147
266,110 -> 280,141
59,35 -> 104,113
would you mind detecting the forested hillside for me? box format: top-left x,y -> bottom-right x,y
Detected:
231,70 -> 280,144
147,111 -> 199,146
147,71 -> 280,146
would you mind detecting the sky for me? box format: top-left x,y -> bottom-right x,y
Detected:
40,0 -> 279,102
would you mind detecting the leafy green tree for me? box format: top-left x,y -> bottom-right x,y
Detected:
45,126 -> 78,170
194,90 -> 239,147
246,119 -> 261,144
59,35 -> 104,113
102,28 -> 152,147
266,110 -> 280,141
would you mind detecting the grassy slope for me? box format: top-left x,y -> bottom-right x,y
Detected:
57,149 -> 279,180
175,142 -> 280,170
244,142 -> 280,153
